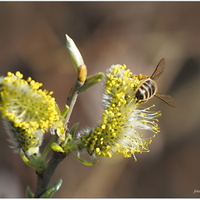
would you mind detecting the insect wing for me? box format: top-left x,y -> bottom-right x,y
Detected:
150,58 -> 165,80
155,94 -> 176,107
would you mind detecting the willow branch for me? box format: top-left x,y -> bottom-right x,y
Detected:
64,80 -> 83,131
34,151 -> 67,197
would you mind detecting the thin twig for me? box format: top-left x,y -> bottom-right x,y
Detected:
64,80 -> 83,130
34,79 -> 83,197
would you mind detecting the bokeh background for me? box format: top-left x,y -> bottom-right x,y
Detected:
0,2 -> 200,198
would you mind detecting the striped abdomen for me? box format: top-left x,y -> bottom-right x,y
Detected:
135,78 -> 157,101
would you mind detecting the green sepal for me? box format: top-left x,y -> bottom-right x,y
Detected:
51,142 -> 65,153
69,122 -> 79,137
40,179 -> 63,198
78,72 -> 104,93
72,153 -> 98,166
26,186 -> 34,198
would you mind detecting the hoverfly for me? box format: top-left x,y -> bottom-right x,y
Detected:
134,58 -> 176,107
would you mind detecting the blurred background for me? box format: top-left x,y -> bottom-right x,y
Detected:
0,2 -> 200,198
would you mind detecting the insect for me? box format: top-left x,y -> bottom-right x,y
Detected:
134,58 -> 176,107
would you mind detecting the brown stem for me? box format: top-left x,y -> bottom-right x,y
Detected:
35,151 -> 67,197
64,80 -> 83,130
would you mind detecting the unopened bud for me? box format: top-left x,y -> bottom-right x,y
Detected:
66,34 -> 84,70
78,64 -> 87,83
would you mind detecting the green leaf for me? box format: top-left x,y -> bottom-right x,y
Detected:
40,179 -> 63,198
69,123 -> 79,137
78,72 -> 104,93
61,105 -> 69,118
42,136 -> 57,159
72,153 -> 98,166
26,186 -> 34,198
20,150 -> 45,173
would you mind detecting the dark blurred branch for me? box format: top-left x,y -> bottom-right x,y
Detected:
35,151 -> 67,197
